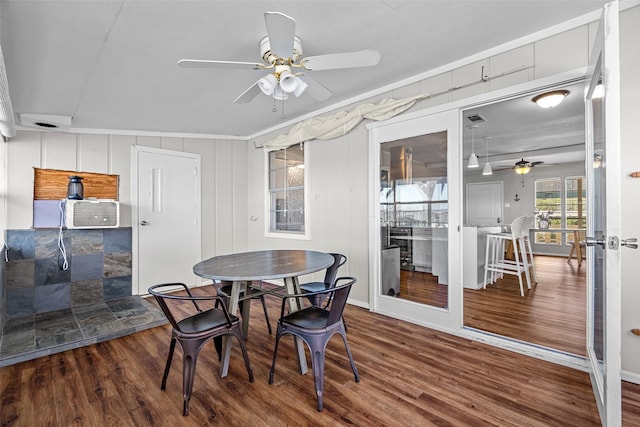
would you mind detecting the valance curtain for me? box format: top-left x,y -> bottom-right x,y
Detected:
263,94 -> 430,151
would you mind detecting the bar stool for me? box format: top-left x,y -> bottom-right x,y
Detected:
483,216 -> 531,296
521,215 -> 538,284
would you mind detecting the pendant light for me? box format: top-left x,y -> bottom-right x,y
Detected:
467,125 -> 479,168
482,138 -> 492,175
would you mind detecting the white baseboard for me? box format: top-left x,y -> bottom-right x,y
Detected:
622,369 -> 640,385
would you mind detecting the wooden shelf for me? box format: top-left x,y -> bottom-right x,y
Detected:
34,168 -> 119,200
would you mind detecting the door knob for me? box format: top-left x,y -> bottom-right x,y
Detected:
584,235 -> 638,250
140,220 -> 149,226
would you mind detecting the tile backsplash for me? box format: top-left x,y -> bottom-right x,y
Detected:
4,228 -> 132,319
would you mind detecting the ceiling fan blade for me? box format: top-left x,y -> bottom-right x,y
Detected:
302,49 -> 381,71
264,11 -> 296,58
302,75 -> 333,101
233,81 -> 262,104
177,59 -> 264,70
530,161 -> 545,166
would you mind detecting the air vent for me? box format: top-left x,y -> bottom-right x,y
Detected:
19,113 -> 72,131
465,114 -> 487,124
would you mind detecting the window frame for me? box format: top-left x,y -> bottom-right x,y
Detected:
265,144 -> 310,239
534,177 -> 563,245
533,175 -> 586,246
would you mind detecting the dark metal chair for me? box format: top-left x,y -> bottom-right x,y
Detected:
299,253 -> 347,307
214,280 -> 272,334
148,283 -> 254,416
269,277 -> 360,411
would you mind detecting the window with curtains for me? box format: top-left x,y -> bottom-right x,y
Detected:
268,145 -> 306,234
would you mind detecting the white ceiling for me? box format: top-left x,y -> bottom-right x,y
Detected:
462,80 -> 587,171
0,0 -> 608,140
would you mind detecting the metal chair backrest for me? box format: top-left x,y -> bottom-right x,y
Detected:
325,277 -> 355,326
323,253 -> 347,287
148,282 -> 233,333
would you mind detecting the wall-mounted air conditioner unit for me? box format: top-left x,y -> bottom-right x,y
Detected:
66,199 -> 120,229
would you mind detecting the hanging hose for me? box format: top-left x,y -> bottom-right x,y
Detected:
58,199 -> 69,270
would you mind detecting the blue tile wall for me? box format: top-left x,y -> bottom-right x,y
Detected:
3,228 -> 132,319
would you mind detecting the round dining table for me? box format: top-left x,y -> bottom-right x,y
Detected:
193,249 -> 334,377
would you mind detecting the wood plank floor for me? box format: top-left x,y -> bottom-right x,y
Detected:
465,255 -> 587,355
2,285 -> 640,426
399,255 -> 586,355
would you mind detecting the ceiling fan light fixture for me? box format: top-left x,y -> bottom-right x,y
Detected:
532,90 -> 570,108
514,159 -> 531,175
273,85 -> 288,100
293,77 -> 308,97
258,74 -> 278,95
279,70 -> 298,93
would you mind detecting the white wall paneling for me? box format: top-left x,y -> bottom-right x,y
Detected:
534,25 -> 590,79
7,131 -> 41,229
619,4 -> 640,382
78,133 -> 109,173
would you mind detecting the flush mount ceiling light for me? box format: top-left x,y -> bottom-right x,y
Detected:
467,125 -> 479,168
531,90 -> 570,108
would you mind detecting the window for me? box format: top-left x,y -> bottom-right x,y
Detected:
534,178 -> 562,244
534,176 -> 586,245
268,145 -> 305,233
380,178 -> 448,227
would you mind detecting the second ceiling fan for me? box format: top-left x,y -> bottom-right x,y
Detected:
513,158 -> 544,174
177,11 -> 381,104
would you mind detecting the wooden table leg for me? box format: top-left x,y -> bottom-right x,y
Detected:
284,276 -> 308,375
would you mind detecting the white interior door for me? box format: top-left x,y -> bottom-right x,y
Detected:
584,2 -> 621,425
466,182 -> 503,226
132,146 -> 201,295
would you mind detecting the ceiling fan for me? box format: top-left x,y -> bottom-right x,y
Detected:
177,11 -> 381,104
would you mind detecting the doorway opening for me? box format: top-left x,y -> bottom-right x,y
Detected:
460,81 -> 587,355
